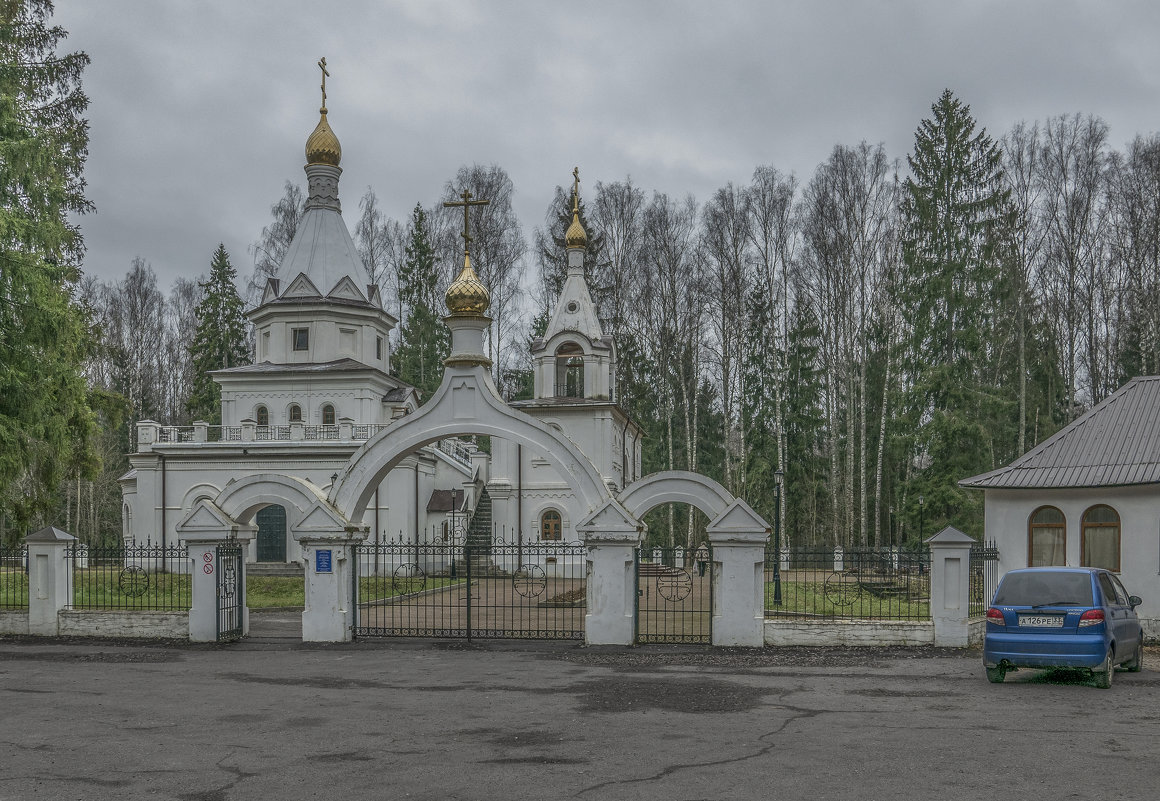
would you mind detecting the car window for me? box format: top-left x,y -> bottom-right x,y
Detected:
1110,575 -> 1132,606
993,572 -> 1094,606
1097,573 -> 1122,606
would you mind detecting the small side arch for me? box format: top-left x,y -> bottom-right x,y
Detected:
213,473 -> 330,530
619,471 -> 735,522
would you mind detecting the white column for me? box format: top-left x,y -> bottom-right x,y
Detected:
584,535 -> 638,645
300,536 -> 361,642
186,531 -> 252,642
26,527 -> 75,636
927,526 -> 975,647
707,530 -> 769,647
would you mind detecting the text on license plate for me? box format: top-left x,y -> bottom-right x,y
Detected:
1018,615 -> 1064,627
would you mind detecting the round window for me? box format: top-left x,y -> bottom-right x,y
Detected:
566,301 -> 579,313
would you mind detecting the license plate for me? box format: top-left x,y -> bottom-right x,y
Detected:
1018,615 -> 1064,628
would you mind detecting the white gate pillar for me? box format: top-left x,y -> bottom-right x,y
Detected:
707,501 -> 770,647
578,500 -> 641,645
26,526 -> 75,636
300,536 -> 362,642
927,526 -> 974,647
177,501 -> 252,642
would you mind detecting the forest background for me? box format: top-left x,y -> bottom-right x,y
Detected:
5,3 -> 1160,552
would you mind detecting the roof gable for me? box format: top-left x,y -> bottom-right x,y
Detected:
961,376 -> 1160,489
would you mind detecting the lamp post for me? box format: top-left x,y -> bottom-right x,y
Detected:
918,495 -> 924,549
773,469 -> 784,605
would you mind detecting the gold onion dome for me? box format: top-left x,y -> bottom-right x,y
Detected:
445,255 -> 491,315
305,110 -> 342,166
565,208 -> 587,249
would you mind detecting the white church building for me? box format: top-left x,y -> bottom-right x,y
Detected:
119,87 -> 641,571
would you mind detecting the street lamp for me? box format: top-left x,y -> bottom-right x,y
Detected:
918,495 -> 924,550
773,469 -> 784,605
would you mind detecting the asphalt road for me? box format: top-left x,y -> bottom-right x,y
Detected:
2,615 -> 1158,801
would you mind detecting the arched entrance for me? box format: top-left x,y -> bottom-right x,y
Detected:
255,504 -> 287,562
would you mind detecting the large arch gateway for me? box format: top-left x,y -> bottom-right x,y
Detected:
177,176 -> 770,647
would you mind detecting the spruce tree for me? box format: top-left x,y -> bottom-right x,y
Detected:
0,0 -> 99,529
900,89 -> 1014,534
394,204 -> 449,397
536,185 -> 605,314
186,245 -> 249,423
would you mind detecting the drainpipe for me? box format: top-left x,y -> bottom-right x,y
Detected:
414,462 -> 420,562
159,452 -> 167,571
517,444 -> 523,560
375,486 -> 380,547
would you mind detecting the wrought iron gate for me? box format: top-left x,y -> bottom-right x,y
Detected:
635,545 -> 713,644
216,540 -> 244,641
353,540 -> 587,640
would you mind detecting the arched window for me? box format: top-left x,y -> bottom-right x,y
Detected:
256,405 -> 269,426
289,404 -> 302,422
554,342 -> 584,398
322,404 -> 336,425
1028,506 -> 1065,567
541,509 -> 562,541
1082,505 -> 1120,572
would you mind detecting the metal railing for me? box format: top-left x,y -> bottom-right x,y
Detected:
969,541 -> 1000,617
764,546 -> 932,621
255,425 -> 290,441
553,383 -> 585,399
67,543 -> 191,611
152,423 -> 391,445
434,438 -> 473,467
0,545 -> 28,609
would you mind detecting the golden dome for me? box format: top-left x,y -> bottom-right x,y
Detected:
565,209 -> 587,249
445,254 -> 490,315
306,110 -> 342,166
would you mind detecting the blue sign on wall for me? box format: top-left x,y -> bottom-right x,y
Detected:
315,549 -> 333,574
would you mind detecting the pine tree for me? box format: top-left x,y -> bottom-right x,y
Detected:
0,0 -> 100,530
395,204 -> 448,397
900,90 -> 1014,535
186,245 -> 249,423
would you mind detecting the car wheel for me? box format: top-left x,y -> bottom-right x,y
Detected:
985,665 -> 1006,684
1095,652 -> 1114,689
1124,640 -> 1143,673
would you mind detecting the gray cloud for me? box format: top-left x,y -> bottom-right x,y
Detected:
60,0 -> 1160,293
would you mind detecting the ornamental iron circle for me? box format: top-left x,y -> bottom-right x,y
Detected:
118,565 -> 150,597
656,568 -> 693,602
392,562 -> 427,596
512,565 -> 547,598
824,571 -> 860,607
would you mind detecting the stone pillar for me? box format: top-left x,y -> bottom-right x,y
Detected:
583,535 -> 638,645
26,527 -> 75,636
136,420 -> 159,452
192,421 -> 209,443
338,417 -> 354,440
290,421 -> 305,441
707,529 -> 769,647
927,526 -> 975,647
241,418 -> 256,441
834,546 -> 844,572
186,532 -> 252,643
780,547 -> 790,573
300,536 -> 362,642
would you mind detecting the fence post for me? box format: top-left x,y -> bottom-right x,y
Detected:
25,526 -> 75,636
779,547 -> 790,573
186,532 -> 250,642
833,546 -> 844,572
927,526 -> 974,647
300,535 -> 363,642
578,500 -> 641,646
706,502 -> 769,647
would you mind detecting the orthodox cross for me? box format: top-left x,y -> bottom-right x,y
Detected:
443,190 -> 490,254
318,57 -> 329,112
572,166 -> 580,209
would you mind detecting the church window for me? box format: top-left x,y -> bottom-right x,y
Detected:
256,406 -> 269,426
541,509 -> 562,541
292,327 -> 309,351
322,404 -> 336,425
555,342 -> 584,398
289,404 -> 302,422
376,336 -> 384,361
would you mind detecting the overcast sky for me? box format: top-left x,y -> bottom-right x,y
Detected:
60,0 -> 1160,294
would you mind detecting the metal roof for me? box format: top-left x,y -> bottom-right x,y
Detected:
960,376 -> 1160,489
210,358 -> 378,375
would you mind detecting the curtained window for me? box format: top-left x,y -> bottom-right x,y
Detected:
1082,505 -> 1120,572
1028,506 -> 1066,566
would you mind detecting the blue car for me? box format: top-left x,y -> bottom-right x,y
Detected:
984,567 -> 1144,688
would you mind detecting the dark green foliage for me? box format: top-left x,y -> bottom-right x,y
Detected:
899,90 -> 1015,537
0,0 -> 99,528
781,295 -> 827,545
185,245 -> 249,424
536,186 -> 605,314
394,204 -> 449,398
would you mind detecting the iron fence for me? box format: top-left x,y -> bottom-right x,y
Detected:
635,545 -> 712,644
764,546 -> 932,621
969,541 -> 1000,617
354,540 -> 587,640
67,542 -> 191,611
1,545 -> 28,609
